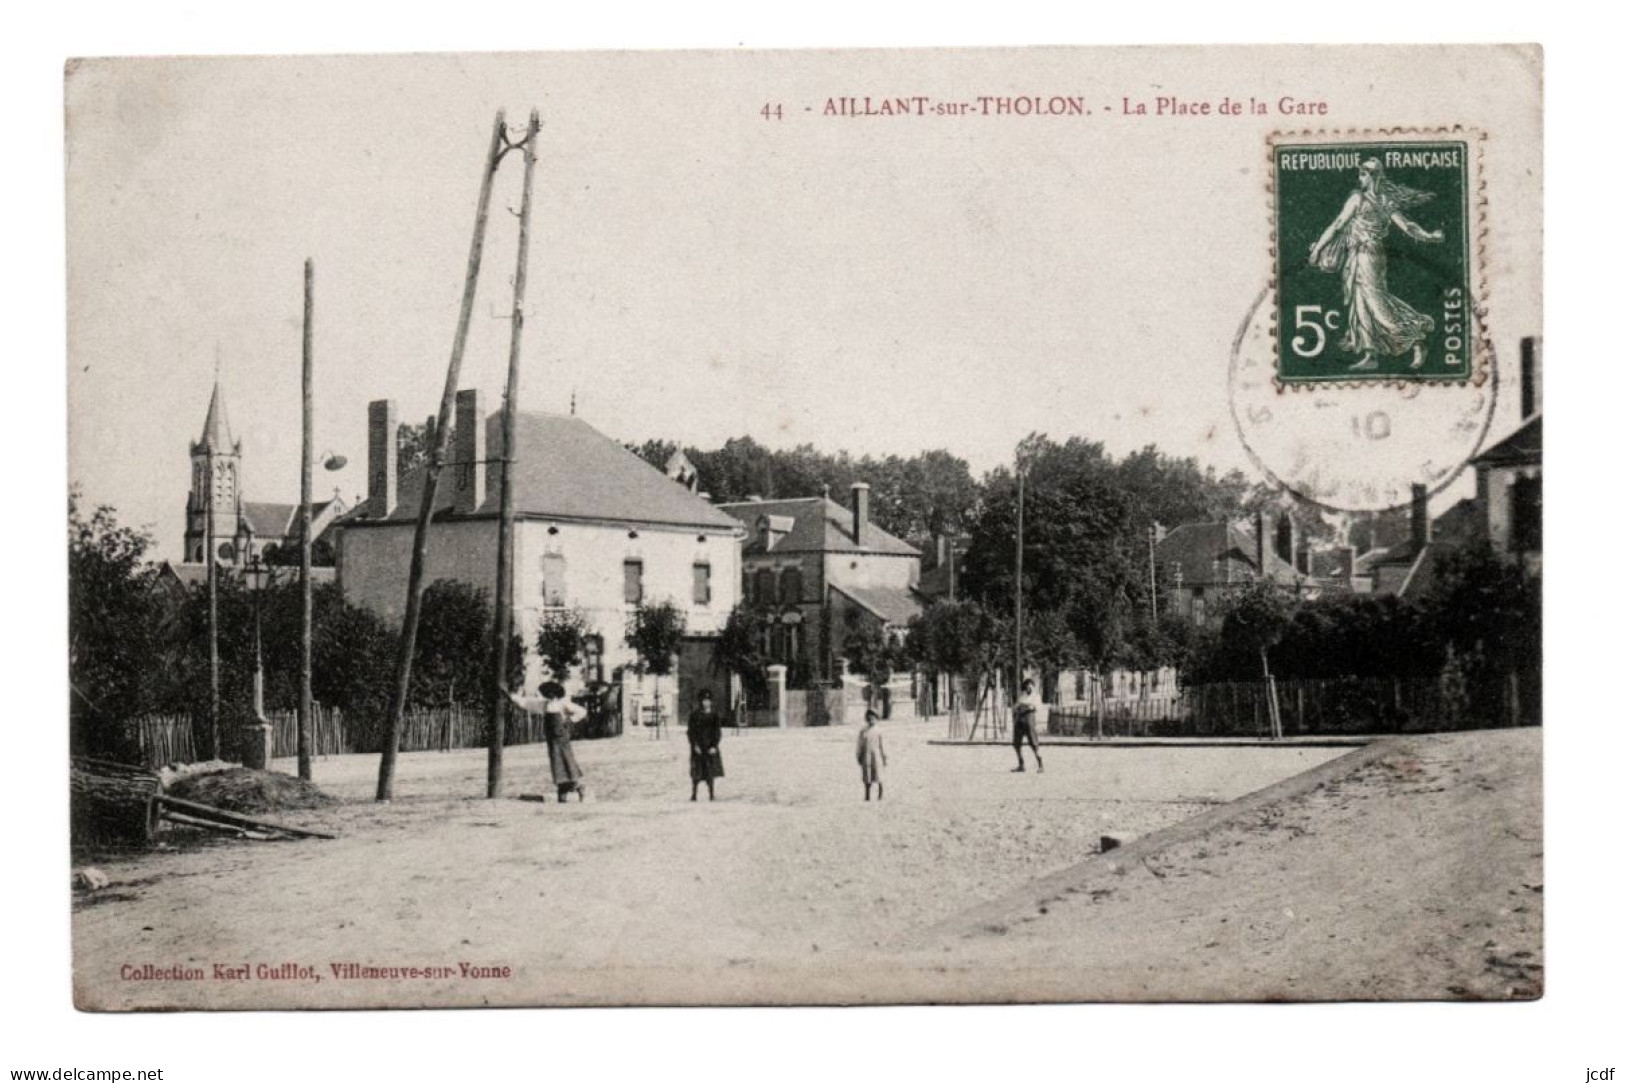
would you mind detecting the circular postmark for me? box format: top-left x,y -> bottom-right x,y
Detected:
1229,286 -> 1499,514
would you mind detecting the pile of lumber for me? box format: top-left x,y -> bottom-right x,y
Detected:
155,794 -> 333,841
70,758 -> 333,845
71,758 -> 161,846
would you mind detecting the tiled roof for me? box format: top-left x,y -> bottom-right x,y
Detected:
717,496 -> 920,557
832,582 -> 925,626
1155,520 -> 1301,587
241,501 -> 298,537
368,412 -> 740,531
1474,414 -> 1542,468
1433,497 -> 1482,545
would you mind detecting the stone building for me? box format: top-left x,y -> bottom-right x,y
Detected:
717,485 -> 923,686
338,391 -> 744,719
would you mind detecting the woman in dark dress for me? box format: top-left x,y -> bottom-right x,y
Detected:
688,688 -> 724,802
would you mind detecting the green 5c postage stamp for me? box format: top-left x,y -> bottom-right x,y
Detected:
1273,136 -> 1476,385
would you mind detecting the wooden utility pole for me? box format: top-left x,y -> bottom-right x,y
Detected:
487,109 -> 541,799
1148,523 -> 1159,625
298,258 -> 315,781
376,112 -> 508,801
205,480 -> 220,761
1014,469 -> 1025,694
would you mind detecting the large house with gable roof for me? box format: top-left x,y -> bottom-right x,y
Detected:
337,390 -> 744,720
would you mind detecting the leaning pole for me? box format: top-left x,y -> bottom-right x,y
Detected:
486,109 -> 541,799
376,112 -> 508,801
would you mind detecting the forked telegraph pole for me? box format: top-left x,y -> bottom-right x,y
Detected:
486,109 -> 542,799
375,113 -> 509,801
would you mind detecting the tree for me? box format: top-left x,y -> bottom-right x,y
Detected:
536,606 -> 594,682
628,435 -> 981,544
1023,608 -> 1083,689
1215,579 -> 1298,738
625,600 -> 687,677
261,533 -> 336,568
1217,580 -> 1297,679
68,490 -> 165,757
396,420 -> 454,474
410,580 -> 525,707
840,616 -> 905,698
715,603 -> 771,700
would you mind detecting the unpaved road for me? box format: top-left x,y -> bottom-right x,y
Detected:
71,724 -> 1537,1007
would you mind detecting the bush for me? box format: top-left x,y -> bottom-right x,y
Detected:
625,600 -> 687,676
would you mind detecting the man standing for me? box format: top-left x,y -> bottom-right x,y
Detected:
1012,678 -> 1045,773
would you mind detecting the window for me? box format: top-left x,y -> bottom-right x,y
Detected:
541,552 -> 567,607
623,559 -> 644,605
754,567 -> 777,606
1510,474 -> 1542,554
692,561 -> 712,605
780,566 -> 803,605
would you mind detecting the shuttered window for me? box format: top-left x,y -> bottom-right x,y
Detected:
623,559 -> 644,605
754,567 -> 777,605
541,552 -> 567,607
692,561 -> 712,605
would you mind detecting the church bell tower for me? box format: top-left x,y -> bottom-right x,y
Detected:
183,381 -> 242,565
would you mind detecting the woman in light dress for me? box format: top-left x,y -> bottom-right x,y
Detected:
507,680 -> 587,802
1308,158 -> 1444,371
856,709 -> 888,801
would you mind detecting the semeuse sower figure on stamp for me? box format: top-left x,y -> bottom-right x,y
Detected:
1308,158 -> 1444,371
688,688 -> 724,802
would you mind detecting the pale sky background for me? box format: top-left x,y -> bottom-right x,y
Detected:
65,46 -> 1542,559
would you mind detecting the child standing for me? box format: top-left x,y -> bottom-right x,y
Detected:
856,709 -> 888,801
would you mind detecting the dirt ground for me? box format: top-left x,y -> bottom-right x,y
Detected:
70,722 -> 1539,1008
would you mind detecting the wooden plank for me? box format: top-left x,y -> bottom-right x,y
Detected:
155,795 -> 335,840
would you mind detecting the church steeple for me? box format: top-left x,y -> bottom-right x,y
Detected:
195,380 -> 237,453
184,380 -> 243,565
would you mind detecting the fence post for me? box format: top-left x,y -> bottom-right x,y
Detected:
767,665 -> 788,729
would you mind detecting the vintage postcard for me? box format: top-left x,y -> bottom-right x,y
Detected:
66,45 -> 1542,1009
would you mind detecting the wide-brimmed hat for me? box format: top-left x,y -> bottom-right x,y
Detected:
539,680 -> 567,699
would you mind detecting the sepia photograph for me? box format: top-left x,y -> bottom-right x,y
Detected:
59,43 -> 1547,1015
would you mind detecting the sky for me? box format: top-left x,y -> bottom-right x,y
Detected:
64,47 -> 1542,559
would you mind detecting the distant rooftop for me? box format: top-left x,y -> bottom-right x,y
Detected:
716,496 -> 919,557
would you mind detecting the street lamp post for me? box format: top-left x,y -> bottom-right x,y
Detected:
244,554 -> 270,720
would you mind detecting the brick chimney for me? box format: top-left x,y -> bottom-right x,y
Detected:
1520,336 -> 1541,421
453,389 -> 486,514
1254,509 -> 1269,575
1337,545 -> 1357,588
850,482 -> 872,547
367,399 -> 398,518
1410,483 -> 1431,552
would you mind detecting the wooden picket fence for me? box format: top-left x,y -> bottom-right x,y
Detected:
127,703 -> 565,767
1047,672 -> 1538,740
132,714 -> 197,767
